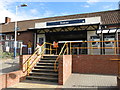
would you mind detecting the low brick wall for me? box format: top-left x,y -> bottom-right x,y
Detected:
117,77 -> 120,89
20,55 -> 40,73
20,55 -> 31,72
72,55 -> 119,75
58,55 -> 72,85
0,70 -> 27,89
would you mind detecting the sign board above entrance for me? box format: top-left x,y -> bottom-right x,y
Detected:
46,19 -> 85,26
35,16 -> 101,28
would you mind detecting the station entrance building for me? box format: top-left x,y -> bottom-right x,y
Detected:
0,9 -> 120,55
0,9 -> 120,86
29,14 -> 120,55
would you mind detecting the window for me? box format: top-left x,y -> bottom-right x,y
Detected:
5,41 -> 9,47
10,41 -> 14,48
6,35 -> 10,40
0,35 -> 2,41
11,35 -> 14,40
17,41 -> 23,48
1,35 -> 5,40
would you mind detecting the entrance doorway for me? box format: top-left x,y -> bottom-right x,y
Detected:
46,31 -> 87,55
37,34 -> 45,45
46,31 -> 87,42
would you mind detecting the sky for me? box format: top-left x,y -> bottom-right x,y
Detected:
0,0 -> 120,23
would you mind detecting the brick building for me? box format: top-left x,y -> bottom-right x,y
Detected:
0,9 -> 120,88
0,9 -> 120,55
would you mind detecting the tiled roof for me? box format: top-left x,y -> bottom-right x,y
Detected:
1,9 -> 120,33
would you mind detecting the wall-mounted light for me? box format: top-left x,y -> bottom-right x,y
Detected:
18,33 -> 20,36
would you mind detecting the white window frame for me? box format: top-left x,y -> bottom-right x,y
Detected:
0,35 -> 2,41
1,35 -> 5,40
11,35 -> 14,40
18,41 -> 23,48
10,41 -> 14,48
6,35 -> 10,40
5,41 -> 9,47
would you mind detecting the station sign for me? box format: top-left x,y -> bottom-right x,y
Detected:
35,17 -> 100,28
47,19 -> 85,26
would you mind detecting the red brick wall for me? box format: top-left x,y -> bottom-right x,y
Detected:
72,55 -> 119,75
0,55 -> 41,89
3,31 -> 34,55
117,77 -> 120,89
20,55 -> 31,72
0,70 -> 27,89
19,55 -> 40,73
17,31 -> 34,54
58,55 -> 72,85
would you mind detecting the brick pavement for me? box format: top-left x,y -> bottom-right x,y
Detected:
0,57 -> 19,75
5,74 -> 118,89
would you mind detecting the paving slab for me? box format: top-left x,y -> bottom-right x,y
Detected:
7,80 -> 59,90
0,57 -> 19,75
62,74 -> 118,89
4,74 -> 118,90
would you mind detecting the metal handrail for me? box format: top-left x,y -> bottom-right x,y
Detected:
26,42 -> 54,75
54,42 -> 67,72
69,40 -> 120,43
53,40 -> 120,71
26,42 -> 46,65
27,48 -> 46,75
71,47 -> 120,49
63,48 -> 67,55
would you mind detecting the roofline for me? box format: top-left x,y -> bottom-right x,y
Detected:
101,23 -> 120,26
28,23 -> 100,31
19,9 -> 120,23
0,9 -> 119,24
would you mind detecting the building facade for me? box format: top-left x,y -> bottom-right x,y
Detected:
0,9 -> 120,55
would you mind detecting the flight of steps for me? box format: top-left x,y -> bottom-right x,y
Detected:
26,55 -> 58,83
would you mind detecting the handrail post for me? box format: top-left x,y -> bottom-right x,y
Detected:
90,41 -> 93,55
70,42 -> 71,55
27,60 -> 30,75
67,43 -> 69,55
114,41 -> 117,55
50,44 -> 52,55
56,48 -> 57,55
54,42 -> 67,71
25,42 -> 48,75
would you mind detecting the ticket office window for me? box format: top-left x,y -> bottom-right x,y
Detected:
6,35 -> 10,40
1,35 -> 5,40
11,35 -> 14,40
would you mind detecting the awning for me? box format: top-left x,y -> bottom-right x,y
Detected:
96,30 -> 102,34
28,23 -> 100,34
109,29 -> 117,33
96,28 -> 120,34
102,29 -> 109,33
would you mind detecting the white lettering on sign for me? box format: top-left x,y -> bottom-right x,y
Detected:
60,22 -> 69,24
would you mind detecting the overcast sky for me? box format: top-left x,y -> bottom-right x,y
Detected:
0,0 -> 119,23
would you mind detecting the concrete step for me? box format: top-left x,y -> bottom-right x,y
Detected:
34,66 -> 54,69
29,72 -> 58,77
39,60 -> 56,63
37,62 -> 58,65
41,58 -> 57,60
26,55 -> 59,83
32,68 -> 58,73
26,76 -> 58,82
43,56 -> 58,59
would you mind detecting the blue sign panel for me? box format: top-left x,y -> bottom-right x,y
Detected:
47,19 -> 85,26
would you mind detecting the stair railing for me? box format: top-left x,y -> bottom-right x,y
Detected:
54,42 -> 68,72
26,42 -> 54,75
